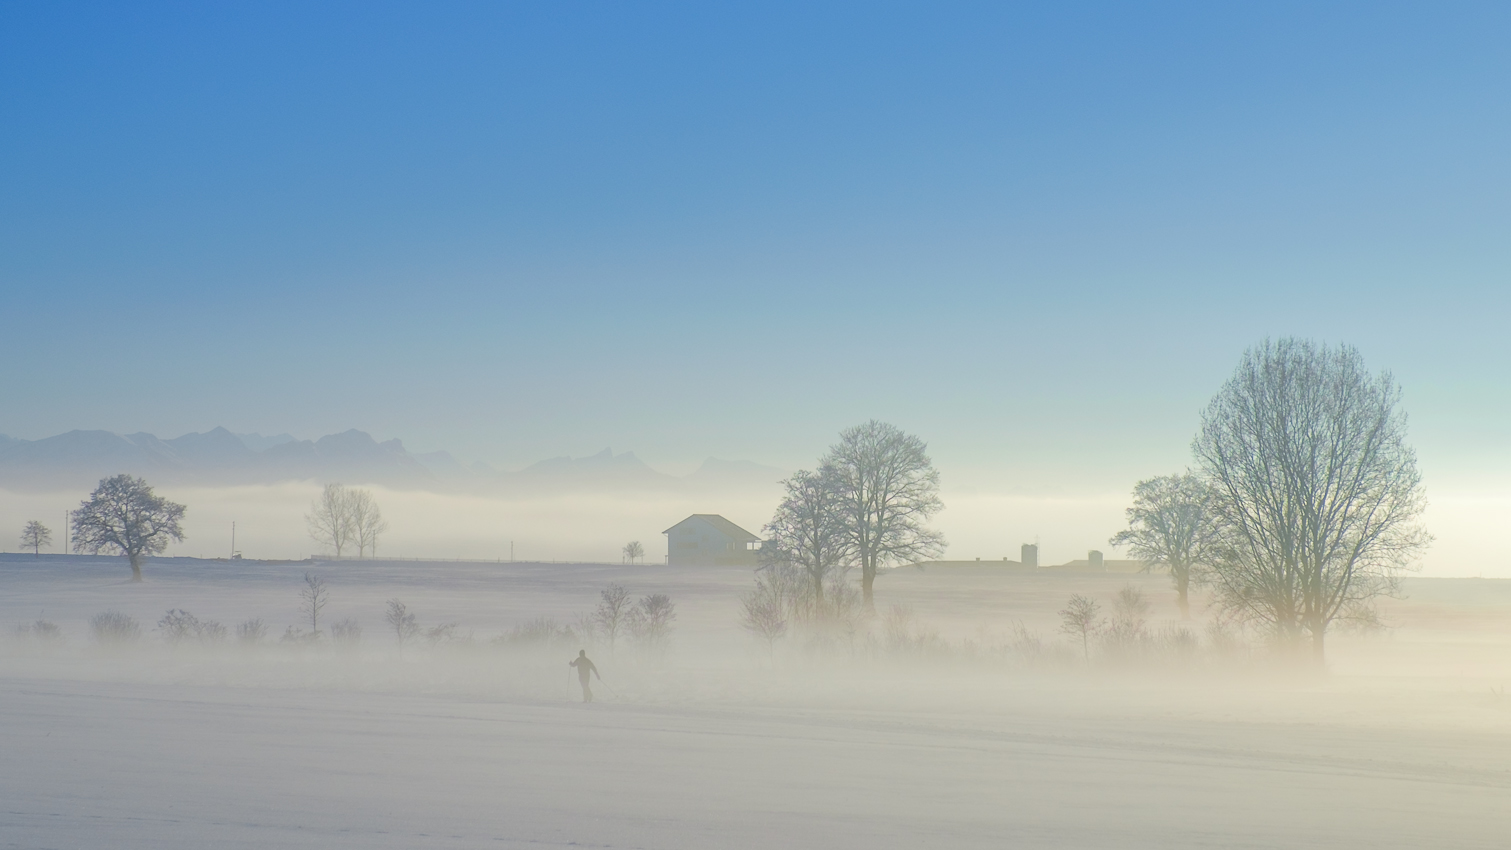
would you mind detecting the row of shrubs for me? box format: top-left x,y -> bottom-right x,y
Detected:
734,576 -> 1265,667
10,587 -> 680,655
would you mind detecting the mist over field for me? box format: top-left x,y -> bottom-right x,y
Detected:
6,2 -> 1511,848
4,476 -> 1506,575
5,554 -> 1511,849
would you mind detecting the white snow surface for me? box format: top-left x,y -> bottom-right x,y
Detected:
3,556 -> 1510,849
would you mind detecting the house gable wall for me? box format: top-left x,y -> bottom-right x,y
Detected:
663,515 -> 760,567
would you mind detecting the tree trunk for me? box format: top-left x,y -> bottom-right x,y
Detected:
1309,619 -> 1327,665
861,564 -> 876,613
1176,569 -> 1191,620
129,552 -> 143,582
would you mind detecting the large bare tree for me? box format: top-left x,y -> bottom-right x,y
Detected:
761,465 -> 851,613
1110,473 -> 1218,619
825,421 -> 945,612
306,483 -> 356,557
1193,338 -> 1429,660
20,520 -> 52,558
71,475 -> 187,582
348,488 -> 388,558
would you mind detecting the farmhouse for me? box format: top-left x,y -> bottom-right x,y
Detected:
662,514 -> 762,567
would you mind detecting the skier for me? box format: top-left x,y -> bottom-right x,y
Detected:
568,649 -> 600,702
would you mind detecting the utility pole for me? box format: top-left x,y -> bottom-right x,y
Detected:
64,511 -> 69,555
510,539 -> 514,562
231,521 -> 236,558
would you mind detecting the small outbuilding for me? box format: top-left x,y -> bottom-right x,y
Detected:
662,514 -> 761,567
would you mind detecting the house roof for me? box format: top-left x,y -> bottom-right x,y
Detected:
662,513 -> 760,541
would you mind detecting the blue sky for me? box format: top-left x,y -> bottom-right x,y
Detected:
2,2 -> 1509,496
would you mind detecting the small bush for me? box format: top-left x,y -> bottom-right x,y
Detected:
879,605 -> 946,657
424,623 -> 460,646
1155,625 -> 1199,655
331,618 -> 362,647
571,611 -> 599,648
494,618 -> 573,649
1103,585 -> 1153,657
626,593 -> 676,651
1205,612 -> 1247,655
237,618 -> 267,645
280,625 -> 319,645
15,620 -> 64,645
158,609 -> 226,645
198,619 -> 228,643
1007,622 -> 1044,659
90,611 -> 141,644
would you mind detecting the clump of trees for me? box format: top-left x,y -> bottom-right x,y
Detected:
71,475 -> 187,581
1111,338 -> 1429,663
575,584 -> 677,655
305,483 -> 388,558
739,420 -> 944,653
20,521 -> 51,557
1054,586 -> 1201,665
762,466 -> 849,614
381,599 -> 462,649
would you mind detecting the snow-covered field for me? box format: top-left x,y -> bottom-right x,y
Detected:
4,555 -> 1510,848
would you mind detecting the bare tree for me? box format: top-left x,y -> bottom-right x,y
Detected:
1193,338 -> 1429,661
622,541 -> 644,564
825,421 -> 946,611
299,572 -> 329,636
592,584 -> 632,652
762,466 -> 850,612
385,599 -> 420,648
1104,585 -> 1152,653
1110,473 -> 1219,619
306,483 -> 355,557
740,571 -> 789,656
71,475 -> 187,581
1059,594 -> 1102,661
20,521 -> 52,557
349,488 -> 388,559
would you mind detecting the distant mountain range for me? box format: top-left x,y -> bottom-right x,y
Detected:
0,427 -> 787,495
